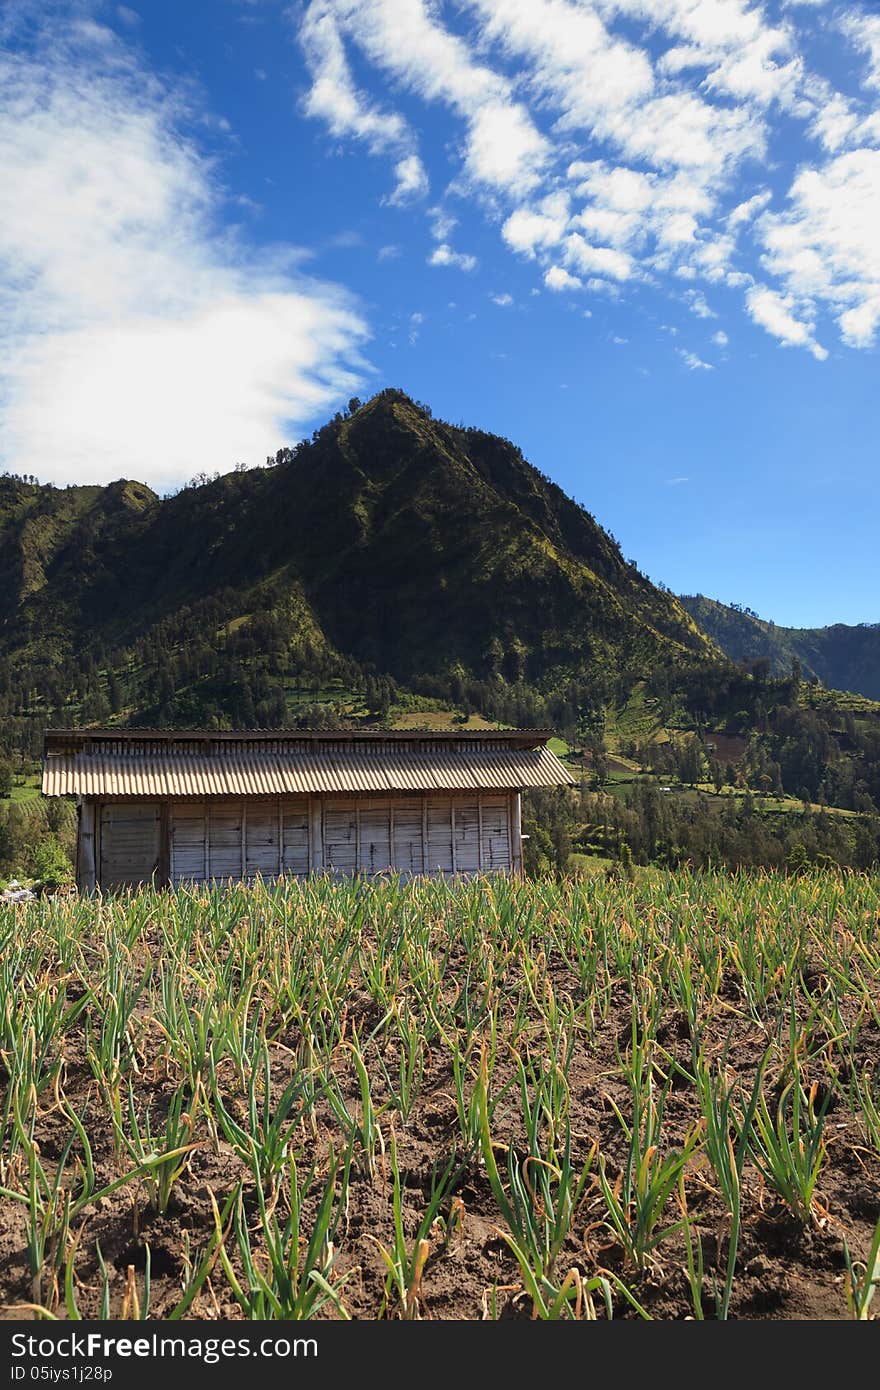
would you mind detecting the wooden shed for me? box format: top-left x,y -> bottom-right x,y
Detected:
41,729 -> 573,892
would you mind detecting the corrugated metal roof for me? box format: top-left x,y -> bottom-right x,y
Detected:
42,745 -> 574,798
44,727 -> 556,744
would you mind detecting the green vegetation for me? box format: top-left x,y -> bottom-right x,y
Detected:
0,797 -> 75,887
680,594 -> 880,702
3,389 -> 880,875
522,670 -> 880,875
1,871 -> 878,1320
0,388 -> 714,743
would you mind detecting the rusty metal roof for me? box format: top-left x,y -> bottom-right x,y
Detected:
42,743 -> 574,798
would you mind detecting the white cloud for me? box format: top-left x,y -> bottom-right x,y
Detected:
584,276 -> 622,296
544,265 -> 582,291
287,0 -> 880,364
712,329 -> 729,346
0,19 -> 367,490
758,149 -> 880,349
463,98 -> 549,196
728,190 -> 772,226
300,6 -> 411,154
305,1 -> 550,195
745,285 -> 827,359
685,289 -> 716,318
841,11 -> 880,92
502,194 -> 569,255
428,207 -> 458,242
428,243 -> 478,272
387,153 -> 429,205
603,0 -> 800,107
677,348 -> 713,370
491,292 -> 513,306
463,0 -> 653,133
809,91 -> 860,153
594,86 -> 764,183
564,233 -> 633,281
690,233 -> 739,283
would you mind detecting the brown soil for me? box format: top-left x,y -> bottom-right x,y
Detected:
704,733 -> 749,765
0,899 -> 878,1322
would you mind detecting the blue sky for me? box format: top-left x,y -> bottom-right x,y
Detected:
1,0 -> 878,626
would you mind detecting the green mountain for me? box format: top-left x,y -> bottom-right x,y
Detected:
679,594 -> 880,701
1,389 -> 718,732
4,389 -> 880,878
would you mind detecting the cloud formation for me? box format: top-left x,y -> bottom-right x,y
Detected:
0,16 -> 367,489
298,0 -> 880,361
428,243 -> 478,272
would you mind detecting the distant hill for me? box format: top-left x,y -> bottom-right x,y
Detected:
0,389 -> 718,732
680,594 -> 880,700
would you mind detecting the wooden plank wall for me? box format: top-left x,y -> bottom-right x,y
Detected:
93,792 -> 518,888
76,802 -> 97,893
99,804 -> 160,889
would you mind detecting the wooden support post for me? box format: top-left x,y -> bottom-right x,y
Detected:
309,796 -> 323,872
203,802 -> 209,883
422,798 -> 429,875
389,803 -> 395,873
241,802 -> 247,883
277,797 -> 284,878
355,804 -> 361,875
477,796 -> 484,873
94,802 -> 102,891
77,800 -> 97,894
157,802 -> 170,888
450,800 -> 457,876
510,792 -> 524,876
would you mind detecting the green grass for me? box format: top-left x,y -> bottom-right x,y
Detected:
595,771 -> 859,820
392,708 -> 501,729
604,682 -> 664,749
7,780 -> 40,805
568,852 -> 615,875
804,686 -> 880,717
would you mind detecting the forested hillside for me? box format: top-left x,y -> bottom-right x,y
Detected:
2,389 -> 880,880
680,594 -> 880,701
1,389 -> 716,748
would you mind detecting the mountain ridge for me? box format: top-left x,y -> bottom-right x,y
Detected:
4,389 -> 880,879
1,390 -> 720,733
679,594 -> 880,701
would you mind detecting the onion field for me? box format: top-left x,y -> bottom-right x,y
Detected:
1,870 -> 878,1321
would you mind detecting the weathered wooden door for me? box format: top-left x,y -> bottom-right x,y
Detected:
170,803 -> 206,885
245,804 -> 278,879
426,801 -> 454,875
358,803 -> 391,873
480,797 -> 511,870
99,804 -> 161,889
323,802 -> 357,873
453,801 -> 481,873
391,799 -> 424,874
281,800 -> 310,875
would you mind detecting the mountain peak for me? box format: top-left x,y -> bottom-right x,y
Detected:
1,391 -> 720,725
